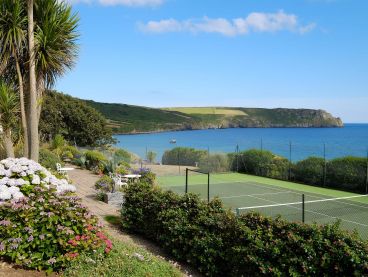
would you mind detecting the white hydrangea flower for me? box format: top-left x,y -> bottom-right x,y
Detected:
31,175 -> 41,185
0,158 -> 76,203
0,187 -> 11,201
8,186 -> 20,194
0,178 -> 9,186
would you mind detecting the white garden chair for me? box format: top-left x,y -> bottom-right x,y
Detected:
56,163 -> 74,176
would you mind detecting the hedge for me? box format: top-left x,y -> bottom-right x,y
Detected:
230,149 -> 368,193
121,182 -> 368,276
162,147 -> 207,166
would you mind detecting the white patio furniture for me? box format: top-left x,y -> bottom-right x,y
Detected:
56,163 -> 74,176
122,174 -> 141,183
110,173 -> 128,190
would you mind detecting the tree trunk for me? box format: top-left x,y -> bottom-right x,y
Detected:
2,129 -> 15,158
14,54 -> 29,158
36,78 -> 44,123
27,0 -> 39,162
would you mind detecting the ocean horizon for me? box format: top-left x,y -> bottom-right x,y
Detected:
114,123 -> 368,162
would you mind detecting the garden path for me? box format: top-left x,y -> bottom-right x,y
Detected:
68,167 -> 200,277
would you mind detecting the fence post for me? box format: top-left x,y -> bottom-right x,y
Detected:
236,144 -> 239,172
288,141 -> 292,180
323,143 -> 327,187
302,194 -> 305,223
366,148 -> 368,194
207,172 -> 210,203
185,168 -> 188,194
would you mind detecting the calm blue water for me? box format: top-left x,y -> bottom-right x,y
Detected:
114,124 -> 368,162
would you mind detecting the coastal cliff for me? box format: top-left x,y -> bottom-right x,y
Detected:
84,101 -> 343,134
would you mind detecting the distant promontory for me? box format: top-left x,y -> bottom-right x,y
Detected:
84,101 -> 343,134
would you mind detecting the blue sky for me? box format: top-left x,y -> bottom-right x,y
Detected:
56,0 -> 368,122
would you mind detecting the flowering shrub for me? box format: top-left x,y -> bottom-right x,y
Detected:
122,182 -> 368,276
0,158 -> 75,202
0,158 -> 111,272
95,175 -> 114,193
131,168 -> 156,185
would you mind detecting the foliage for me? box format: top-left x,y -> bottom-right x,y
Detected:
39,148 -> 61,170
293,157 -> 325,186
121,182 -> 368,276
231,149 -> 289,179
115,163 -> 130,175
146,150 -> 157,163
51,134 -> 66,150
326,156 -> 367,192
40,91 -> 114,147
0,187 -> 111,272
113,148 -> 132,164
0,158 -> 111,272
0,79 -> 19,132
199,153 -> 229,173
84,150 -> 108,171
95,175 -> 114,193
162,147 -> 207,167
132,168 -> 156,185
63,238 -> 181,277
86,100 -> 342,134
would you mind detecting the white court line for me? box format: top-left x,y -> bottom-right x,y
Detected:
238,194 -> 368,228
220,191 -> 295,200
215,180 -> 368,210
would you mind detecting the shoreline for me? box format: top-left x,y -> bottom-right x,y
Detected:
113,125 -> 345,136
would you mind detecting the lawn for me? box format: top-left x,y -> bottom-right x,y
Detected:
158,172 -> 368,240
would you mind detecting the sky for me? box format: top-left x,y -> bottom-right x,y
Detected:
56,0 -> 368,123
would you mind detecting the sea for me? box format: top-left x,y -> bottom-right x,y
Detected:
114,123 -> 368,162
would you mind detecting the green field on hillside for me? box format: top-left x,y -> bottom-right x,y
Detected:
163,107 -> 247,116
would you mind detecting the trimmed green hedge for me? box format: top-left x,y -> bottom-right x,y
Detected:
121,182 -> 368,276
162,147 -> 207,166
230,149 -> 368,193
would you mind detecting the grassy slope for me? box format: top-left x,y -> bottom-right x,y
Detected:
83,100 -> 342,133
64,238 -> 182,277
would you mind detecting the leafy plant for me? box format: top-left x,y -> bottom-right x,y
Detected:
121,182 -> 368,276
39,148 -> 62,170
95,175 -> 114,193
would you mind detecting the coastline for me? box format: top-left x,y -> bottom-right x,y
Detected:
112,125 -> 345,135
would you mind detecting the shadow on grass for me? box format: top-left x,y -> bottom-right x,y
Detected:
104,215 -> 121,228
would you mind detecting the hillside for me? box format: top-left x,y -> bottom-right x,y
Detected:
84,101 -> 343,134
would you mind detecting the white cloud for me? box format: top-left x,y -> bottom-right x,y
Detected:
60,0 -> 164,6
139,11 -> 316,36
99,0 -> 164,6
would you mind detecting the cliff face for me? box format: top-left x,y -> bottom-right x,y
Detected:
84,100 -> 343,134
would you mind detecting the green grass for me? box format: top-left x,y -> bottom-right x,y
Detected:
63,239 -> 182,277
158,172 -> 368,239
163,107 -> 247,116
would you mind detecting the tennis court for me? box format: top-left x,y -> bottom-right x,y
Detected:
158,172 -> 368,240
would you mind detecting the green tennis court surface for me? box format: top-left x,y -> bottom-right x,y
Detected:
158,173 -> 368,240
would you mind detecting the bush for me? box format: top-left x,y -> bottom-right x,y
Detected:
162,147 -> 207,166
113,148 -> 132,164
121,182 -> 368,276
131,168 -> 156,185
0,158 -> 112,272
199,153 -> 229,173
39,148 -> 62,170
231,149 -> 289,180
293,157 -> 325,186
84,150 -> 108,172
326,156 -> 367,192
95,175 -> 115,193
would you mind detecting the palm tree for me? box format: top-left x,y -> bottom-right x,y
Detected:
34,0 -> 79,120
27,0 -> 39,161
0,0 -> 29,157
0,80 -> 20,158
